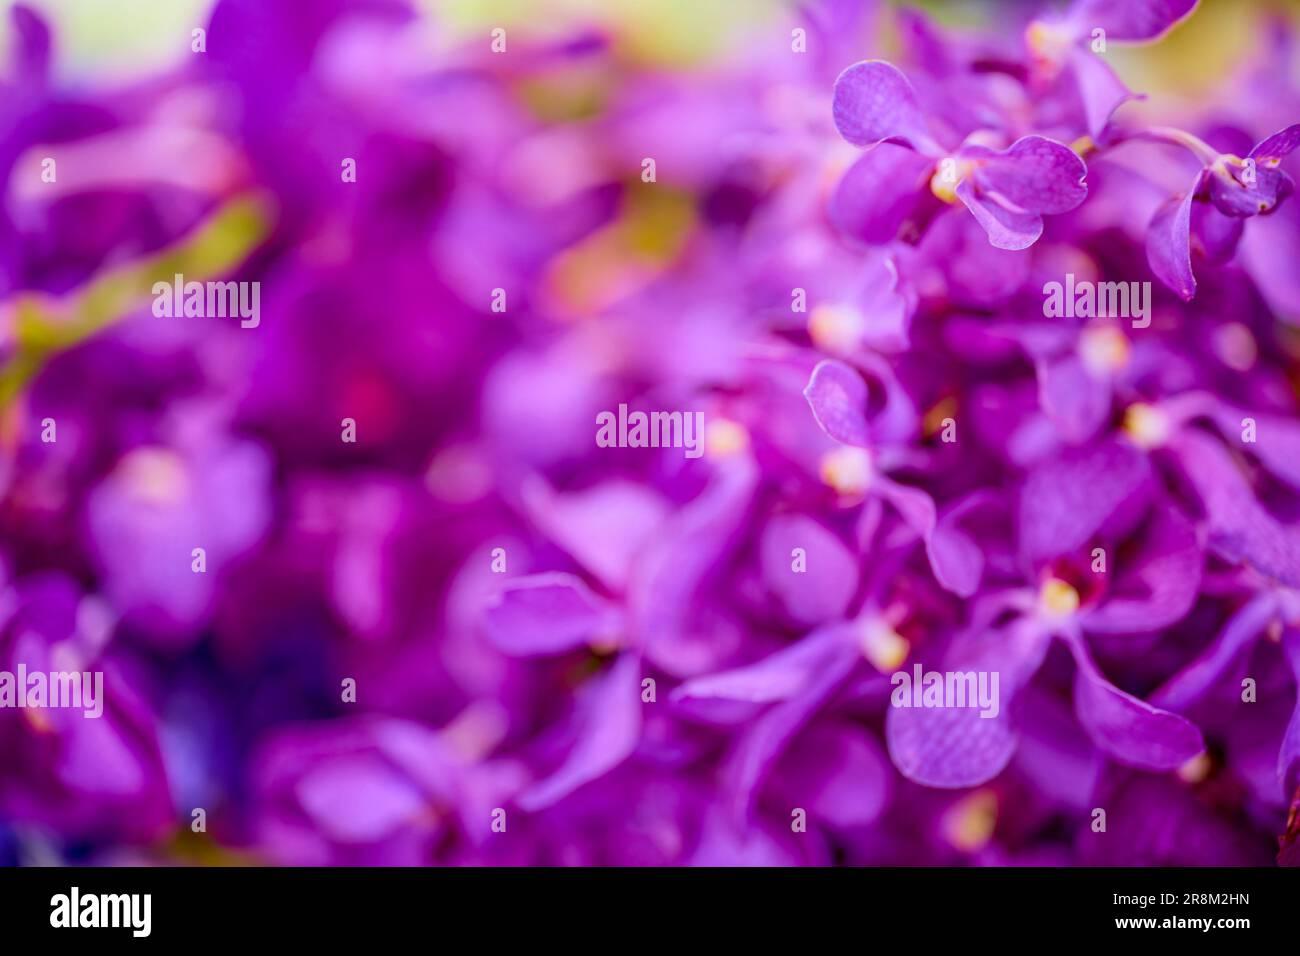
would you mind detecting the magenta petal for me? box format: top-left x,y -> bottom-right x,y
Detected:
831,60 -> 934,151
969,135 -> 1087,215
723,645 -> 859,821
1036,352 -> 1110,444
874,475 -> 934,534
911,206 -> 1032,304
518,653 -> 642,810
672,623 -> 855,704
1068,48 -> 1138,138
482,572 -> 621,656
885,618 -> 1048,788
1069,638 -> 1204,770
875,478 -> 983,597
1250,124 -> 1300,163
803,359 -> 872,446
1018,438 -> 1153,566
1171,429 -> 1300,587
770,722 -> 891,830
1145,176 -> 1202,301
1081,505 -> 1201,634
886,695 -> 1018,788
10,4 -> 51,83
853,255 -> 914,351
1066,0 -> 1199,42
955,179 -> 1043,250
1190,202 -> 1244,263
295,754 -> 428,843
1153,594 -> 1278,712
632,458 -> 758,674
1242,200 -> 1300,320
829,144 -> 933,244
1208,405 -> 1300,492
690,809 -> 808,866
760,514 -> 857,624
521,479 -> 667,593
928,511 -> 985,598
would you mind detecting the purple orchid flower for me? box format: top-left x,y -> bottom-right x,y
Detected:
1142,124 -> 1300,299
831,60 -> 1087,250
0,572 -> 174,843
885,438 -> 1206,788
803,357 -> 987,597
1024,0 -> 1200,139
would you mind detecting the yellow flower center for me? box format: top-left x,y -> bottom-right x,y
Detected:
1079,325 -> 1131,374
1040,577 -> 1080,617
706,419 -> 750,458
118,447 -> 189,505
1122,403 -> 1171,450
859,619 -> 909,670
819,446 -> 873,497
808,304 -> 866,354
943,790 -> 999,852
1025,20 -> 1074,67
1177,752 -> 1212,784
929,158 -> 974,204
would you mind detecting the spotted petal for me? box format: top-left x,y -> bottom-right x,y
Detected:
803,359 -> 872,446
832,60 -> 937,152
1250,124 -> 1300,165
1017,438 -> 1153,566
955,179 -> 1043,250
967,135 -> 1087,215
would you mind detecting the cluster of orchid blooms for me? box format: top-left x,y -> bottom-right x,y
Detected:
1,0 -> 1299,866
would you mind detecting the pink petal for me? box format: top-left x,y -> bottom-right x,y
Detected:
955,179 -> 1043,250
482,572 -> 620,656
829,144 -> 934,244
886,697 -> 1018,788
1249,124 -> 1300,164
1145,173 -> 1204,301
518,653 -> 643,810
969,134 -> 1087,214
760,513 -> 858,624
1081,505 -> 1202,634
1066,0 -> 1199,42
831,60 -> 936,151
1069,637 -> 1205,770
803,359 -> 872,446
1036,352 -> 1111,444
1069,48 -> 1139,138
1018,438 -> 1153,566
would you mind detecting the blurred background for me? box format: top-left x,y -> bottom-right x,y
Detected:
1,0 -> 1299,867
